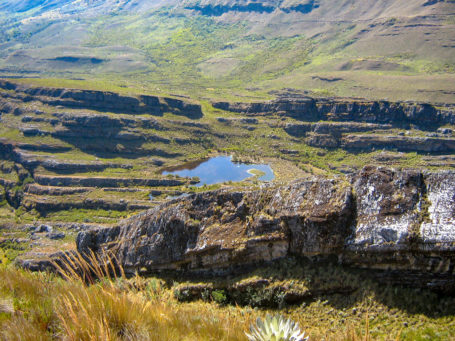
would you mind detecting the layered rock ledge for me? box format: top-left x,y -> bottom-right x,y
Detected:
213,97 -> 455,129
0,80 -> 202,118
76,166 -> 455,292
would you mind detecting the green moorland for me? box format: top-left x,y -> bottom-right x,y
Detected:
0,1 -> 454,339
0,0 -> 454,103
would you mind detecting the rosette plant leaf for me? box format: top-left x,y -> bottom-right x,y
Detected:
0,299 -> 14,314
246,314 -> 309,341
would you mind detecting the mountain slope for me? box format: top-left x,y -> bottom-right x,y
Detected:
0,0 -> 454,102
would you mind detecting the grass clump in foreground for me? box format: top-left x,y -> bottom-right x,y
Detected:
0,252 -> 454,340
0,252 -> 250,341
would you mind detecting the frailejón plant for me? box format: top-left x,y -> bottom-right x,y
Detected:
0,299 -> 14,314
246,314 -> 309,341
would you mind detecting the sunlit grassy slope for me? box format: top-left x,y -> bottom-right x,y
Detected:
0,0 -> 454,102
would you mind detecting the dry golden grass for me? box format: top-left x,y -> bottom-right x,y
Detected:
0,253 -> 447,340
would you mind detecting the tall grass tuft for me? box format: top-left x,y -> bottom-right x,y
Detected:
0,251 -> 451,340
50,250 -> 248,340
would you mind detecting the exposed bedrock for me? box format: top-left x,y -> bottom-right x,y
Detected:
283,122 -> 393,138
77,166 -> 455,292
341,135 -> 455,153
17,110 -> 211,156
213,98 -> 454,129
0,139 -> 141,172
53,112 -> 164,131
50,113 -> 170,145
282,122 -> 455,153
0,80 -> 202,118
302,133 -> 455,153
185,0 -> 319,16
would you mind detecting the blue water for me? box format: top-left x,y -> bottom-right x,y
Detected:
162,156 -> 274,186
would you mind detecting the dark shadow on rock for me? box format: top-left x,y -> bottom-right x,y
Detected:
157,257 -> 455,318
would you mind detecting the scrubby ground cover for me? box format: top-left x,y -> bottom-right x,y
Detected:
1,1 -> 454,103
0,255 -> 454,340
0,2 -> 454,338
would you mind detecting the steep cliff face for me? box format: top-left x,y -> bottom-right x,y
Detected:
183,0 -> 320,16
77,178 -> 354,272
348,167 -> 425,248
77,166 -> 455,290
216,97 -> 455,154
212,98 -> 452,128
0,80 -> 202,119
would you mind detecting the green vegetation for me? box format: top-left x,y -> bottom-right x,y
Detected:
0,255 -> 454,340
247,169 -> 266,178
0,240 -> 29,265
43,208 -> 138,224
2,2 -> 454,103
0,2 -> 454,338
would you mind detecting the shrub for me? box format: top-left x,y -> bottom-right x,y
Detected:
211,289 -> 228,305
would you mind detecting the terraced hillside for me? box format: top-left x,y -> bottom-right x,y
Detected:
0,2 -> 454,340
0,78 -> 454,265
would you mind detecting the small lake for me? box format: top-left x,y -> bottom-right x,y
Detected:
162,156 -> 274,186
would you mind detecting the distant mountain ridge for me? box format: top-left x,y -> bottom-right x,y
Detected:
2,0 -> 452,19
0,0 -> 454,102
0,0 -> 168,15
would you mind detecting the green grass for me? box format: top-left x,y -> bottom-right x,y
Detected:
0,240 -> 29,265
0,1 -> 454,103
246,168 -> 266,178
42,208 -> 138,224
0,256 -> 454,340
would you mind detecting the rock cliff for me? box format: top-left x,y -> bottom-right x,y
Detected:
216,97 -> 455,154
213,97 -> 454,129
77,166 -> 455,292
0,80 -> 203,119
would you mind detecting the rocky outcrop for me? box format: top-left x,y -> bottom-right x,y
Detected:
21,112 -> 163,130
76,166 -> 455,291
52,112 -> 164,131
306,133 -> 340,148
341,135 -> 455,153
340,168 -> 455,290
0,138 -> 144,172
49,112 -> 170,148
185,0 -> 319,16
77,178 -> 354,272
0,80 -> 203,119
284,122 -> 392,138
213,97 -> 454,129
421,172 -> 455,247
25,184 -> 91,195
347,167 -> 425,250
282,122 -> 455,153
214,98 -> 321,121
17,110 -> 213,156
